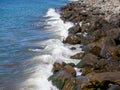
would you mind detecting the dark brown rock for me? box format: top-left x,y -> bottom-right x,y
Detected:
68,24 -> 81,34
93,59 -> 120,73
80,34 -> 96,45
70,52 -> 85,59
64,65 -> 76,76
81,72 -> 120,90
81,66 -> 93,75
64,34 -> 80,44
52,62 -> 63,73
82,53 -> 98,67
62,79 -> 76,90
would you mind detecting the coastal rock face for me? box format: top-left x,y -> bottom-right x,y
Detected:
49,0 -> 120,89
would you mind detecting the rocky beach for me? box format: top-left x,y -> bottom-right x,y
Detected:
48,0 -> 120,90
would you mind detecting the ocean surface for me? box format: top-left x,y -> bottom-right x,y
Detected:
0,0 -> 80,90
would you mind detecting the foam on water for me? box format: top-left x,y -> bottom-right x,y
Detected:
44,8 -> 73,40
17,8 -> 81,90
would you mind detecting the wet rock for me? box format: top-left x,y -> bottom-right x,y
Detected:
70,47 -> 76,50
64,34 -> 80,44
70,52 -> 85,59
64,65 -> 76,76
76,60 -> 83,68
51,1 -> 120,90
68,24 -> 81,34
49,70 -> 75,90
52,62 -> 63,73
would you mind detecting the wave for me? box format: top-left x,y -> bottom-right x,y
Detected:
7,8 -> 82,90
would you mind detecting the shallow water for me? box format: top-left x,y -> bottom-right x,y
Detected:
0,0 -> 80,89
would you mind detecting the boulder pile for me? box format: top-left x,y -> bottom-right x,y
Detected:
49,0 -> 120,90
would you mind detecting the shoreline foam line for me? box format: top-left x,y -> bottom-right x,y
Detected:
15,8 -> 81,90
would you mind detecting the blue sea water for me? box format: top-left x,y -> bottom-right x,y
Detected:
0,0 -> 69,89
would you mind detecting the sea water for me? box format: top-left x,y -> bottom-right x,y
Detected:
0,0 -> 81,90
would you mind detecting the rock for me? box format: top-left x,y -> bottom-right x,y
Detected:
62,62 -> 75,67
64,34 -> 80,44
90,46 -> 101,56
71,15 -> 84,23
93,59 -> 120,72
70,47 -> 76,50
107,85 -> 120,90
81,72 -> 120,90
49,69 -> 75,90
70,52 -> 85,59
64,65 -> 76,76
106,28 -> 120,43
83,37 -> 116,56
100,38 -> 117,58
76,60 -> 83,68
68,24 -> 81,34
82,53 -> 98,67
63,11 -> 72,19
62,79 -> 76,90
105,46 -> 119,60
76,76 -> 86,89
80,35 -> 96,45
109,14 -> 120,28
81,66 -> 93,75
52,62 -> 63,73
55,1 -> 120,90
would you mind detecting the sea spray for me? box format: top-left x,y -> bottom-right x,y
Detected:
16,8 -> 81,90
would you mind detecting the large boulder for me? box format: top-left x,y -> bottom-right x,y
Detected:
81,72 -> 120,90
48,70 -> 75,90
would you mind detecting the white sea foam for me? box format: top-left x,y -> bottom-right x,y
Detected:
44,8 -> 73,40
18,8 -> 81,90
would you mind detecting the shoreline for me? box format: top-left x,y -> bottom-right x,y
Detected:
49,0 -> 120,90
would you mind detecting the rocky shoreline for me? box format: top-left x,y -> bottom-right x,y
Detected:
48,0 -> 120,90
